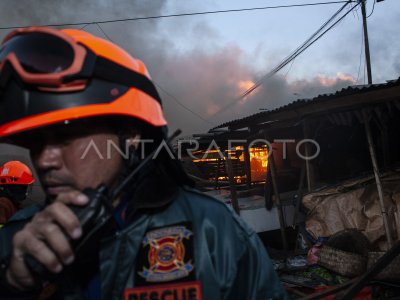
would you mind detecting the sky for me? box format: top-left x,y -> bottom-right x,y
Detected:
0,0 -> 398,136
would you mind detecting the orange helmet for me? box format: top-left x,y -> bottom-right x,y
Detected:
0,160 -> 35,185
0,26 -> 167,139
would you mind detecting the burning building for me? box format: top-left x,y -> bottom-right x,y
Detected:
183,78 -> 400,253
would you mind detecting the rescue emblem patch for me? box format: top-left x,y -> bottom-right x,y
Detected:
124,281 -> 202,300
136,223 -> 195,284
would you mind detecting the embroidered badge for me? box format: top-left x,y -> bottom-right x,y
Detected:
136,224 -> 195,284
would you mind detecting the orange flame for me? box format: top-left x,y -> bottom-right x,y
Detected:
192,146 -> 268,184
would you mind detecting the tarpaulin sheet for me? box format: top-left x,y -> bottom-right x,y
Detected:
303,172 -> 400,250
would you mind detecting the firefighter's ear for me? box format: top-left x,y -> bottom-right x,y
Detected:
126,134 -> 141,167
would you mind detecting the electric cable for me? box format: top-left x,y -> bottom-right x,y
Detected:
154,82 -> 215,125
367,0 -> 376,18
0,1 -> 356,30
95,23 -> 115,43
88,23 -> 213,126
209,1 -> 359,118
241,1 -> 355,99
284,59 -> 296,79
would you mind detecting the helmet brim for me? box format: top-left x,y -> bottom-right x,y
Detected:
0,87 -> 167,139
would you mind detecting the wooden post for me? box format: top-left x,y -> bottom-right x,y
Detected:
225,153 -> 240,215
358,1 -> 392,246
362,109 -> 393,248
215,157 -> 222,189
243,144 -> 252,189
269,151 -> 289,253
302,120 -> 316,191
381,121 -> 390,168
292,163 -> 307,228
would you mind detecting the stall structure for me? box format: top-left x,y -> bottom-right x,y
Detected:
182,78 -> 400,251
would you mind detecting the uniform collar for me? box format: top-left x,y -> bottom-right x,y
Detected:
123,158 -> 178,222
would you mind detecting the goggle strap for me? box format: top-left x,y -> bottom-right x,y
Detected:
63,50 -> 97,83
0,62 -> 14,89
93,56 -> 162,106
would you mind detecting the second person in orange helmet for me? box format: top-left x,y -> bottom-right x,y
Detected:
0,160 -> 35,227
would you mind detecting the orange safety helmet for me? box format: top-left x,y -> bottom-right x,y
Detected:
0,26 -> 167,139
0,160 -> 35,185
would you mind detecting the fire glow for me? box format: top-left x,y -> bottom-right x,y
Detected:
192,147 -> 268,183
316,72 -> 356,87
237,80 -> 258,104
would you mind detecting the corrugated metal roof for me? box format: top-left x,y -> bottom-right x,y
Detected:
210,78 -> 400,131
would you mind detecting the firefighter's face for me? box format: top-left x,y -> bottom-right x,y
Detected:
23,122 -> 123,201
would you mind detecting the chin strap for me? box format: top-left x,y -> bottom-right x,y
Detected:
117,134 -> 141,189
112,130 -> 182,200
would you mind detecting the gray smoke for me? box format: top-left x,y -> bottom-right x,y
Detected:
0,1 -> 387,137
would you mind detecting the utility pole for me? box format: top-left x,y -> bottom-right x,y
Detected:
359,0 -> 394,248
360,0 -> 372,84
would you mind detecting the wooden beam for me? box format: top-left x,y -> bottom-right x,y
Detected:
215,158 -> 222,189
224,155 -> 240,215
362,109 -> 393,248
243,145 -> 252,189
268,152 -> 289,253
302,119 -> 316,191
227,86 -> 400,131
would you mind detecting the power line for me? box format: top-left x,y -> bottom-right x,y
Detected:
367,0 -> 376,18
80,23 -> 212,126
154,83 -> 215,126
211,1 -> 357,116
241,1 -> 355,98
284,59 -> 296,79
80,23 -> 90,30
95,23 -> 115,43
209,1 -> 359,118
0,1 -> 356,30
97,26 -> 212,126
268,5 -> 359,86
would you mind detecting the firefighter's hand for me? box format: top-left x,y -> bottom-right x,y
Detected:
6,191 -> 89,290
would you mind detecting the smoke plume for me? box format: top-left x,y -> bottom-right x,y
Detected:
0,1 -> 386,136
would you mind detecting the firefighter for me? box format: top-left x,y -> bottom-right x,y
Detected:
0,27 -> 288,299
0,161 -> 35,227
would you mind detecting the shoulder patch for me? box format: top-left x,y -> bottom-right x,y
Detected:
135,223 -> 195,285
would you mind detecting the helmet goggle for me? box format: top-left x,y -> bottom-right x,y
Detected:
0,26 -> 161,99
0,27 -> 88,91
0,27 -> 165,134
